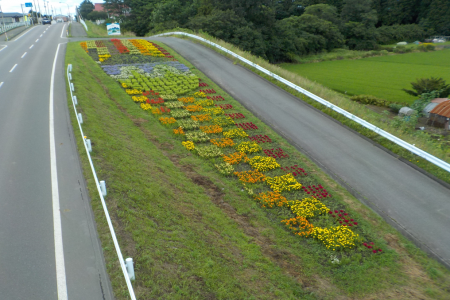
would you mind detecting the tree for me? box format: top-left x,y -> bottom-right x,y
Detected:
402,77 -> 450,98
426,0 -> 450,35
341,0 -> 378,50
79,0 -> 95,20
304,4 -> 341,26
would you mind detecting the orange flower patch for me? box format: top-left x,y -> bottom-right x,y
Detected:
234,170 -> 266,183
178,97 -> 195,103
173,127 -> 185,135
185,105 -> 203,112
191,114 -> 212,122
222,152 -> 249,165
210,138 -> 235,148
159,117 -> 176,125
253,191 -> 288,208
281,216 -> 314,237
200,125 -> 223,134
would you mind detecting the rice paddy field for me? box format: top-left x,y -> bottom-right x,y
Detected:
279,49 -> 450,104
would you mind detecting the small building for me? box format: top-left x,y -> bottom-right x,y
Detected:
0,12 -> 25,24
422,98 -> 449,117
428,100 -> 450,130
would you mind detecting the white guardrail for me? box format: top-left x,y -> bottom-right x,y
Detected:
155,32 -> 450,174
0,22 -> 31,34
66,64 -> 136,300
79,18 -> 88,31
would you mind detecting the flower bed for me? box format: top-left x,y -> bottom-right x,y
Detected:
80,39 -> 382,256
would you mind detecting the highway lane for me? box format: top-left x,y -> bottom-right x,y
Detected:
153,37 -> 450,268
0,23 -> 112,299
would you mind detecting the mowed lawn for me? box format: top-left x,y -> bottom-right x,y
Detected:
280,49 -> 450,104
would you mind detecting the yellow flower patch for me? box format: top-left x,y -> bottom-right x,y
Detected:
132,95 -> 148,103
288,198 -> 329,218
235,141 -> 262,154
266,174 -> 302,192
311,226 -> 359,251
248,156 -> 280,172
140,103 -> 152,111
182,141 -> 195,151
223,128 -> 248,138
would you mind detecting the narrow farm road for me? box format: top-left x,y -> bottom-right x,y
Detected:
152,36 -> 450,268
0,23 -> 112,299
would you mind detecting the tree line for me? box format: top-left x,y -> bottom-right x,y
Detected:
79,0 -> 450,63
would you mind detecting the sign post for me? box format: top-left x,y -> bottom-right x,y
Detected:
107,23 -> 120,35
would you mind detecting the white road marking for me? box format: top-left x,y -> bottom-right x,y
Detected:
13,26 -> 36,41
49,43 -> 68,300
0,45 -> 6,52
9,64 -> 17,72
29,44 -> 34,49
36,39 -> 39,42
40,34 -> 43,37
60,24 -> 66,38
21,52 -> 27,58
0,82 -> 3,89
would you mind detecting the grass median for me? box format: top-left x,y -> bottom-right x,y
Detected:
65,40 -> 450,299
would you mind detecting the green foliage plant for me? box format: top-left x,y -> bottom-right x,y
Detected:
402,77 -> 450,97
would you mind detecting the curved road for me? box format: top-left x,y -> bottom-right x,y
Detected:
0,23 -> 112,299
153,37 -> 450,268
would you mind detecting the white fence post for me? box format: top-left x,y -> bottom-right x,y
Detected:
100,181 -> 107,196
125,258 -> 135,281
77,113 -> 83,124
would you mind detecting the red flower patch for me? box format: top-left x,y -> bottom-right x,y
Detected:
216,104 -> 233,110
199,89 -> 216,94
199,82 -> 209,87
263,148 -> 288,159
281,165 -> 308,177
159,106 -> 171,114
302,184 -> 330,198
248,135 -> 271,144
226,113 -> 245,119
207,95 -> 225,101
236,122 -> 258,130
150,98 -> 164,105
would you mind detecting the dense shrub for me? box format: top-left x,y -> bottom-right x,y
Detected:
350,95 -> 389,106
389,103 -> 403,113
376,24 -> 427,45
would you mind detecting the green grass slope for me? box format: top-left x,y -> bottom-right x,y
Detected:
280,49 -> 450,104
66,41 -> 450,299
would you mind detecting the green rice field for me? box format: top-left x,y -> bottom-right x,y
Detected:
280,49 -> 450,104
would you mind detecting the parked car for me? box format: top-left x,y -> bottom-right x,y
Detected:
57,19 -> 63,23
42,18 -> 51,25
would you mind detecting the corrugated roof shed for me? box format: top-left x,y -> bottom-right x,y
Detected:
431,98 -> 449,103
430,100 -> 450,118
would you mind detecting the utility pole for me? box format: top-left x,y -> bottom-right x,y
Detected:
32,0 -> 38,23
20,4 -> 28,27
43,0 -> 48,17
37,0 -> 42,22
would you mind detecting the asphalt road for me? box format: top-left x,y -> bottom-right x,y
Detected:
70,21 -> 87,37
152,37 -> 450,268
0,23 -> 112,299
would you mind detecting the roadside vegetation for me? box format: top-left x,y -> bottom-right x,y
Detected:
66,40 -> 450,299
83,20 -> 135,38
